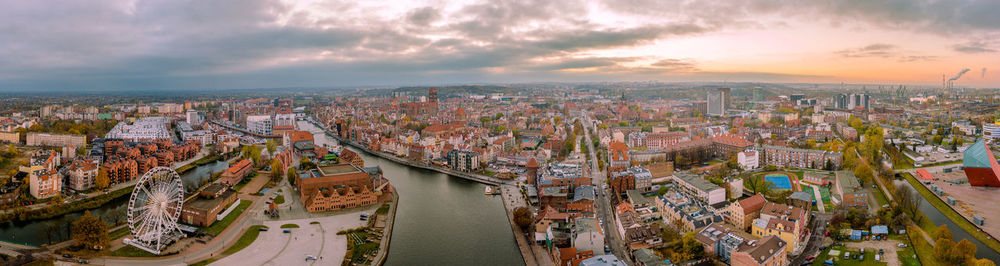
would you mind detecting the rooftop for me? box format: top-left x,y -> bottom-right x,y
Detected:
185,189 -> 236,211
318,164 -> 361,175
674,172 -> 723,192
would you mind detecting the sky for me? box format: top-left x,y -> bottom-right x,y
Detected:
1,0 -> 999,90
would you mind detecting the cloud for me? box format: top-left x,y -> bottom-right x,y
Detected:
0,0 -> 996,90
650,59 -> 699,71
599,0 -> 1000,35
835,43 -> 937,62
953,40 -> 998,54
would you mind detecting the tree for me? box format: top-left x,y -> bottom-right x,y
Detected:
95,169 -> 110,189
854,163 -> 873,185
513,207 -> 533,230
949,239 -> 977,264
972,258 -> 997,266
266,140 -> 277,154
270,160 -> 283,182
286,167 -> 298,186
72,210 -> 109,250
674,154 -> 688,168
933,225 -> 953,242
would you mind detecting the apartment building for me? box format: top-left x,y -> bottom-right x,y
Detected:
26,133 -> 86,147
761,145 -> 841,169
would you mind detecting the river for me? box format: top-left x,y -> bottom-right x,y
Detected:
897,180 -> 1000,261
297,120 -> 524,265
0,157 -> 234,247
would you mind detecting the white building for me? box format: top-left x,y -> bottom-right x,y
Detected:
671,172 -> 726,205
29,169 -> 61,199
274,112 -> 295,129
186,109 -> 202,125
247,115 -> 273,136
105,117 -> 172,142
737,150 -> 759,170
984,122 -> 1000,141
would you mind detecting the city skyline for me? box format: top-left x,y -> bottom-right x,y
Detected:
1,0 -> 999,90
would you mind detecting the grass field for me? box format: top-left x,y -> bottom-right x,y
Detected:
280,223 -> 299,228
222,225 -> 267,255
109,245 -> 157,257
109,226 -> 130,240
376,203 -> 390,215
902,172 -> 1000,253
272,195 -> 284,204
201,200 -> 251,235
890,234 -> 923,266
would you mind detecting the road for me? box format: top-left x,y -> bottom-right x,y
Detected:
580,113 -> 633,264
789,213 -> 832,266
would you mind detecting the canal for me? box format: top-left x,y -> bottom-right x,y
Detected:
0,157 -> 234,247
897,180 -> 1000,261
297,120 -> 524,265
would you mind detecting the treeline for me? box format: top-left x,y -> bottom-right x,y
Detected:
26,119 -> 119,136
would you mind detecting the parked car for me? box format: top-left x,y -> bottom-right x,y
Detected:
305,255 -> 317,261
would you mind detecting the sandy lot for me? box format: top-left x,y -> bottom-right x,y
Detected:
920,170 -> 1000,241
211,210 -> 369,266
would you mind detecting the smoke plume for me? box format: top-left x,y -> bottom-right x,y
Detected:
949,68 -> 970,82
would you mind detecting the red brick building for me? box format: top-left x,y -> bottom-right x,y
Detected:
220,159 -> 253,185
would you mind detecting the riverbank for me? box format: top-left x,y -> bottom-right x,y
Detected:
500,185 -> 541,266
372,189 -> 398,266
902,172 -> 1000,253
305,119 -> 508,186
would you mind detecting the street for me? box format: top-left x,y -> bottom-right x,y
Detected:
580,113 -> 633,264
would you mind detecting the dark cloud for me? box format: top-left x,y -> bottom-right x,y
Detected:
953,40 -> 997,54
650,59 -> 699,71
600,0 -> 1000,35
835,43 -> 936,62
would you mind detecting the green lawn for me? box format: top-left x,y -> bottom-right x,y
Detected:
375,203 -> 390,215
871,185 -> 889,206
812,246 -> 886,266
110,245 -> 157,257
891,234 -> 922,266
222,225 -> 267,255
109,226 -> 130,240
201,200 -> 251,235
272,195 -> 284,204
280,223 -> 299,228
902,172 -> 1000,253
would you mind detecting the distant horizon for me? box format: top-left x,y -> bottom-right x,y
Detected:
0,80 -> 994,94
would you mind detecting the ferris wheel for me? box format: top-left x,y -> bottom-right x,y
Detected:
123,167 -> 185,255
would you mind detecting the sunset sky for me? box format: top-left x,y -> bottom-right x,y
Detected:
1,0 -> 999,90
